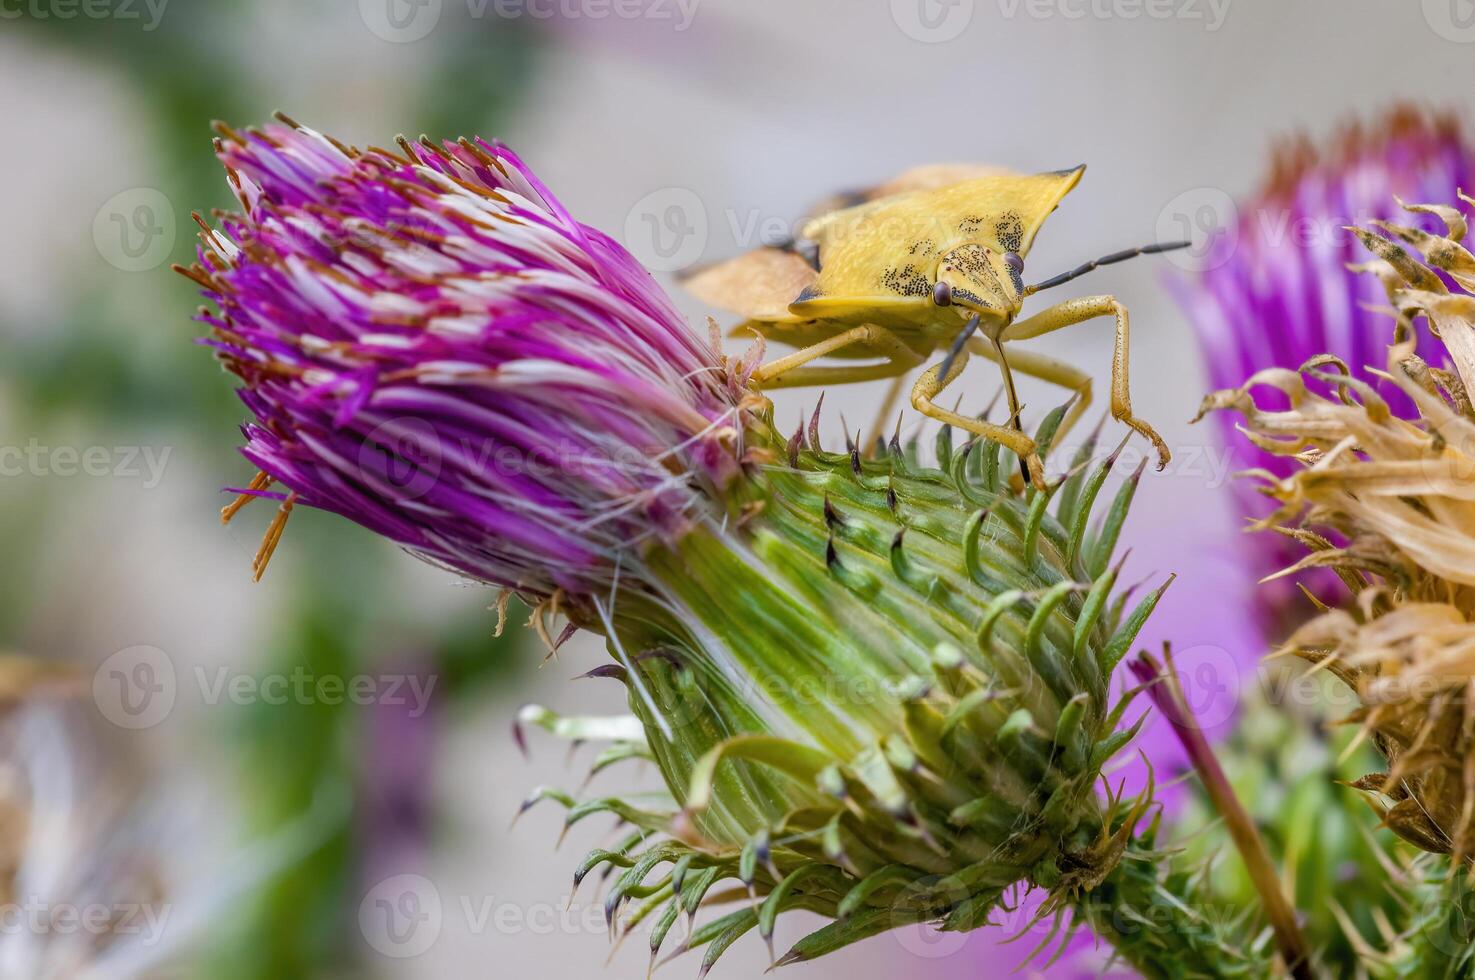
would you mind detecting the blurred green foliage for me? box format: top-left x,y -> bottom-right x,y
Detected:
1,7 -> 546,977
201,591 -> 524,979
1172,670 -> 1412,977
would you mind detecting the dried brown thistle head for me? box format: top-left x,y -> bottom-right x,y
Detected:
1198,196 -> 1475,857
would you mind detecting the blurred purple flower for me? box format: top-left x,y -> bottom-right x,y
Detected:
1173,106 -> 1475,632
182,117 -> 748,598
358,658 -> 438,886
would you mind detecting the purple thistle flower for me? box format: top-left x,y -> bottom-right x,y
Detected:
182,116 -> 750,598
1174,106 -> 1475,630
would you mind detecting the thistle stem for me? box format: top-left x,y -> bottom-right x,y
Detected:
1130,648 -> 1314,980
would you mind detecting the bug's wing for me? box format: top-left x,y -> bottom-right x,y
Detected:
679,247 -> 818,322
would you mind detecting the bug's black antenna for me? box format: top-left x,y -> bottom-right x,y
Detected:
936,313 -> 981,384
986,333 -> 1030,485
1025,239 -> 1191,295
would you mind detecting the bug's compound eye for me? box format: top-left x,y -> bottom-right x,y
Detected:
932,281 -> 953,306
1003,251 -> 1025,276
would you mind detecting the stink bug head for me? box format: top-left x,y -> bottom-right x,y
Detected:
934,241 -> 1027,330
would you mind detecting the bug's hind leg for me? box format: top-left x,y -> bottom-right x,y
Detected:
750,323 -> 922,388
1004,294 -> 1170,469
911,351 -> 1047,489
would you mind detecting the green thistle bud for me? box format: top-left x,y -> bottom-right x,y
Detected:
518,404 -> 1259,974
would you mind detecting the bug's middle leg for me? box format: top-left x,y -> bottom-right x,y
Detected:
864,373 -> 909,455
911,351 -> 1047,489
1003,294 -> 1170,469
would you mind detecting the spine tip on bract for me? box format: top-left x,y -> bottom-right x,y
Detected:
808,393 -> 826,451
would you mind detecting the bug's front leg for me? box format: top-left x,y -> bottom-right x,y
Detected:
964,339 -> 1093,445
1004,294 -> 1171,469
911,351 -> 1047,489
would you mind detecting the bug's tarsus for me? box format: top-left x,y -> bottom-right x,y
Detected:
1026,239 -> 1191,294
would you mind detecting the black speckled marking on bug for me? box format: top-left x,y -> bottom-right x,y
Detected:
948,244 -> 993,283
1006,266 -> 1025,296
951,287 -> 990,310
994,212 -> 1024,253
881,263 -> 932,298
959,215 -> 984,236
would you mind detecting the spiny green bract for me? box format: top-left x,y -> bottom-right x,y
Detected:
516,403 -> 1252,976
